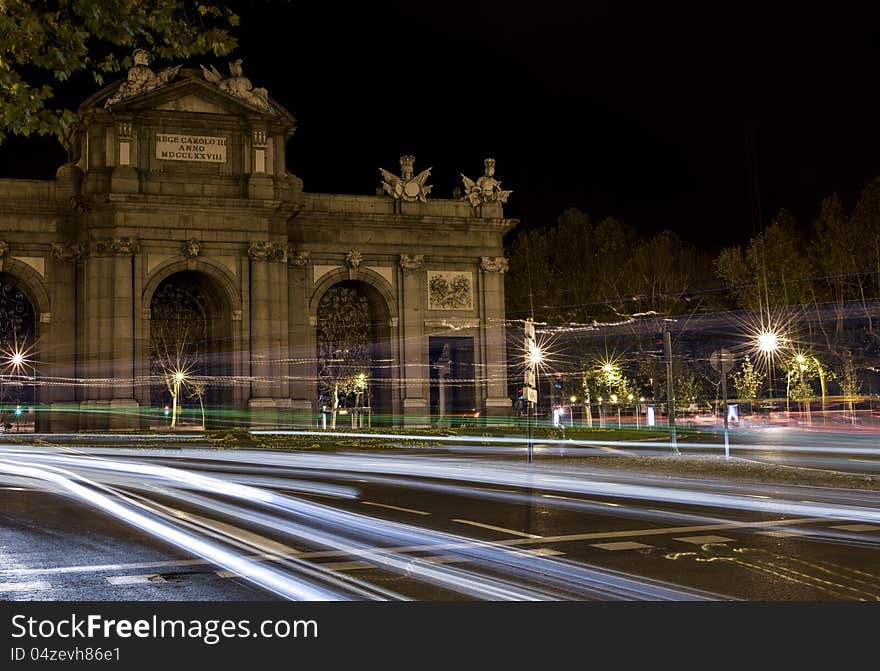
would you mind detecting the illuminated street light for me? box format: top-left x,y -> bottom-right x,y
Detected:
757,330 -> 780,354
527,344 -> 544,366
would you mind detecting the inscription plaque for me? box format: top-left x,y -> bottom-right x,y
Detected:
155,133 -> 227,162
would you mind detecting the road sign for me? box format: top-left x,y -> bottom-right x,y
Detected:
709,348 -> 735,374
524,387 -> 537,403
524,369 -> 535,387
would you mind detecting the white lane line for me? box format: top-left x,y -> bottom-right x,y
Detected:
169,509 -> 297,556
674,535 -> 735,545
830,524 -> 880,532
591,541 -> 653,551
0,486 -> 30,491
298,491 -> 348,500
452,519 -> 543,538
0,516 -> 833,579
542,494 -> 620,507
107,574 -> 166,585
516,548 -> 565,557
362,501 -> 430,516
0,581 -> 52,593
757,529 -> 807,538
847,459 -> 878,463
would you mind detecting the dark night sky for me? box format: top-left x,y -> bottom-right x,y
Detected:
2,1 -> 880,251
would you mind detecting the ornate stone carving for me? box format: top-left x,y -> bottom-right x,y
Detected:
248,241 -> 287,261
398,254 -> 424,271
379,155 -> 432,208
428,271 -> 473,311
345,250 -> 363,269
252,130 -> 267,147
201,59 -> 272,113
88,238 -> 139,257
461,158 -> 512,213
182,238 -> 202,258
480,256 -> 509,274
51,242 -> 87,262
105,49 -> 181,107
288,250 -> 311,268
112,238 -> 139,256
0,240 -> 8,258
118,122 -> 133,139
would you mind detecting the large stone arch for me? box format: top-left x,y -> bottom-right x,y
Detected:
309,266 -> 395,319
138,257 -> 245,417
0,261 -> 46,421
143,257 -> 242,316
310,269 -> 399,425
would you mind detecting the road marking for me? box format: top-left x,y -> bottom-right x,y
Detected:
169,509 -> 297,556
830,524 -> 880,532
362,501 -> 430,516
107,574 -> 166,585
0,581 -> 51,593
216,570 -> 237,578
516,548 -> 565,557
0,516 -> 833,579
757,529 -> 807,538
541,494 -> 620,507
0,486 -> 29,491
674,535 -> 735,545
591,541 -> 653,551
452,519 -> 542,538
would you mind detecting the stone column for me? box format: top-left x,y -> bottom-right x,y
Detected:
398,254 -> 429,426
480,257 -> 512,418
247,241 -> 285,425
79,238 -> 140,429
46,244 -> 82,432
109,247 -> 139,429
287,251 -> 315,426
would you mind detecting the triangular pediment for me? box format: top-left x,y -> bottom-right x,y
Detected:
154,92 -> 234,115
80,69 -> 295,127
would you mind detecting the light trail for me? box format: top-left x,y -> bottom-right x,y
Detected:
0,447 -> 729,601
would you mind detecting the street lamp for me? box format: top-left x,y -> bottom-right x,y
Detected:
168,368 -> 188,429
753,328 -> 784,412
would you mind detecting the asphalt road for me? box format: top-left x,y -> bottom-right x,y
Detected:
1,440 -> 879,601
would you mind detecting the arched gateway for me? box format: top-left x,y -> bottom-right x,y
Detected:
0,53 -> 514,430
0,274 -> 36,425
149,271 -> 234,427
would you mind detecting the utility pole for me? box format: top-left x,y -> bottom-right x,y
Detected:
524,319 -> 538,463
664,328 -> 679,455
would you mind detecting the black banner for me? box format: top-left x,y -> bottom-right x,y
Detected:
0,602 -> 871,667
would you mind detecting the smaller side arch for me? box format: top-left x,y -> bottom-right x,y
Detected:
0,257 -> 51,317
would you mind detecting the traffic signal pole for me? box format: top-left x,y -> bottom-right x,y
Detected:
664,329 -> 679,455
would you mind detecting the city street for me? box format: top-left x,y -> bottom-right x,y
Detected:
1,434 -> 879,601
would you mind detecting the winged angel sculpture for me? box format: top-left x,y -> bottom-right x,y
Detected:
200,59 -> 271,112
379,155 -> 433,208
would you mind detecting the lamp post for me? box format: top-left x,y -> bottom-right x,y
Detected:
523,320 -> 542,464
169,369 -> 187,429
